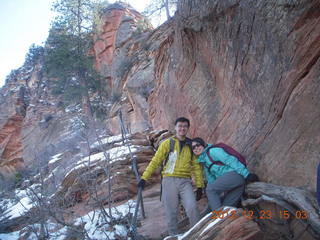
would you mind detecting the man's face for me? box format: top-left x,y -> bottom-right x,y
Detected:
175,121 -> 189,137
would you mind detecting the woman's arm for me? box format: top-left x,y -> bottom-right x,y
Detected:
209,147 -> 249,178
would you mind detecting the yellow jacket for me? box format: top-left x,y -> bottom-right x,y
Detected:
141,137 -> 204,188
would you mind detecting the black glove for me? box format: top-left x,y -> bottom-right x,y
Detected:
137,179 -> 146,189
246,173 -> 259,183
196,188 -> 203,201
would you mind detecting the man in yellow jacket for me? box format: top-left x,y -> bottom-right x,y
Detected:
138,117 -> 204,235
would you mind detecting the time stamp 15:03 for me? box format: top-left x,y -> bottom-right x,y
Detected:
211,209 -> 309,220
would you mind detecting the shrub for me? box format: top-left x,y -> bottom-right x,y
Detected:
15,172 -> 23,187
24,44 -> 44,67
110,91 -> 122,103
132,18 -> 152,36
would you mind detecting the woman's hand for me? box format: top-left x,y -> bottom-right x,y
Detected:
246,173 -> 259,182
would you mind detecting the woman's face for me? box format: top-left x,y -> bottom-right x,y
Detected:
192,142 -> 204,156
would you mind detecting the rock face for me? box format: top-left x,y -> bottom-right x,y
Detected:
0,114 -> 24,178
52,131 -> 156,209
164,207 -> 262,240
93,3 -> 146,74
0,69 -> 31,179
244,182 -> 320,240
92,3 -> 154,134
101,0 -> 320,192
0,68 -> 33,181
0,62 -> 80,186
148,0 -> 320,191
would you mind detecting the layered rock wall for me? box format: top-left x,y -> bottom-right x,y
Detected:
106,0 -> 320,191
0,67 -> 33,181
0,1 -> 319,239
167,0 -> 320,190
1,0 -> 318,204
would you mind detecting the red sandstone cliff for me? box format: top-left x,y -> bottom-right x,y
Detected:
96,0 -> 320,193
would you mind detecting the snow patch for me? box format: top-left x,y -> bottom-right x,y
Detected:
90,134 -> 124,148
65,145 -> 137,178
169,206 -> 237,240
3,196 -> 33,219
44,167 -> 59,182
0,195 -> 135,239
108,145 -> 136,160
48,153 -> 63,165
114,224 -> 127,236
0,231 -> 20,240
67,200 -> 135,239
0,185 -> 42,221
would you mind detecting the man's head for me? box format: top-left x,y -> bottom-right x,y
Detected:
174,117 -> 190,139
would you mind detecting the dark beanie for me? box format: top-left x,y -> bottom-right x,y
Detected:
192,137 -> 207,147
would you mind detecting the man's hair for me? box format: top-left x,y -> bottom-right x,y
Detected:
175,117 -> 190,127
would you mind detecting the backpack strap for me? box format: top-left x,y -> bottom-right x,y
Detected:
165,138 -> 175,166
185,137 -> 193,155
160,138 -> 175,201
206,146 -> 224,172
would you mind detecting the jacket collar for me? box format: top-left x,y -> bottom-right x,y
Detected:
172,136 -> 192,144
198,144 -> 213,162
203,144 -> 213,152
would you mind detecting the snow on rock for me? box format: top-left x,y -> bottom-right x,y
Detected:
65,145 -> 137,178
163,207 -> 235,240
163,206 -> 261,240
0,199 -> 136,239
0,231 -> 20,240
78,152 -> 106,164
65,104 -> 81,113
0,185 -> 43,221
2,196 -> 33,219
68,116 -> 85,129
108,145 -> 136,161
57,200 -> 135,239
199,207 -> 235,236
90,134 -> 125,148
48,153 -> 63,165
44,166 -> 59,182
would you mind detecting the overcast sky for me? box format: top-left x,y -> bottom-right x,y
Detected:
0,0 -> 160,88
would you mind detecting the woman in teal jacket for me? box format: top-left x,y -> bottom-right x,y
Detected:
192,137 -> 257,211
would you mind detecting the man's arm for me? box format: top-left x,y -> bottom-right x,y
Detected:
141,139 -> 170,181
191,154 -> 205,188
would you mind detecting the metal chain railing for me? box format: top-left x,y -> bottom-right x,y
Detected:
118,110 -> 146,240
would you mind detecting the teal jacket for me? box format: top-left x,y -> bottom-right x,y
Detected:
197,144 -> 249,184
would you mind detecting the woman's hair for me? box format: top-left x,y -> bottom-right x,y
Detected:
192,137 -> 207,147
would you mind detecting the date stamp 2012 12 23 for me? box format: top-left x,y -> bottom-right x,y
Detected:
211,209 -> 309,220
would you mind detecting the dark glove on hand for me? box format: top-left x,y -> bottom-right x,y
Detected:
196,188 -> 203,201
137,179 -> 146,189
246,173 -> 259,183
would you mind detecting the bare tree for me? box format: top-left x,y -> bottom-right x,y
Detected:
143,0 -> 178,21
